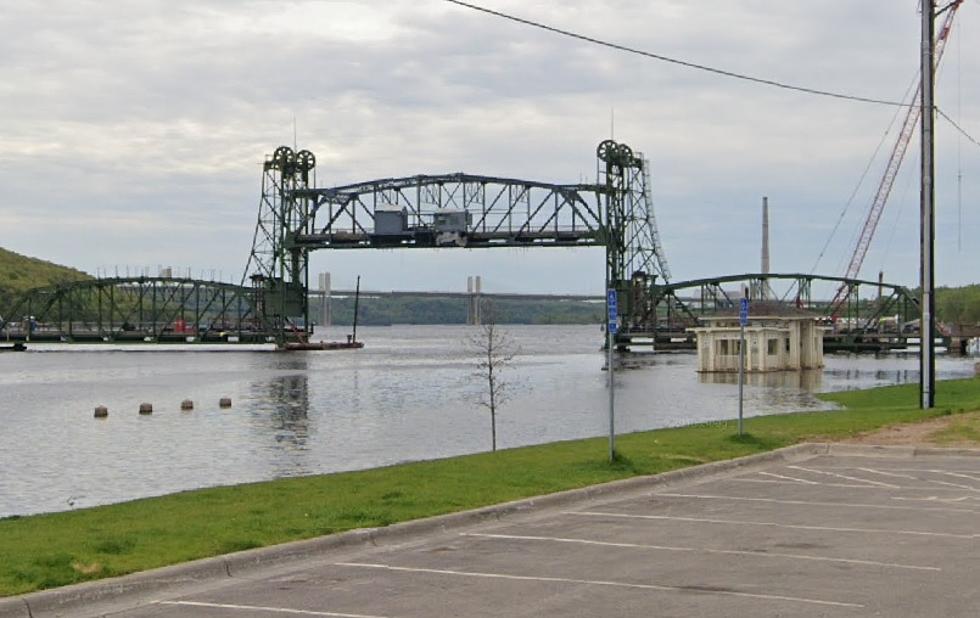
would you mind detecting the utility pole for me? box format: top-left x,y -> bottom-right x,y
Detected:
920,0 -> 937,409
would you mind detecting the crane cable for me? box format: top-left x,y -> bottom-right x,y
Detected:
809,75 -> 917,275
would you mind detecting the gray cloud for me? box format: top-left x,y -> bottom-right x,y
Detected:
0,0 -> 977,293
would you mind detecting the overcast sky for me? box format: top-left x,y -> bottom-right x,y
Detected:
1,0 -> 978,296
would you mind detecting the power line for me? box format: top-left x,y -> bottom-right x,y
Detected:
444,0 -> 909,107
937,107 -> 980,150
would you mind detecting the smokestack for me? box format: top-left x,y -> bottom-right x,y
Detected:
761,196 -> 770,276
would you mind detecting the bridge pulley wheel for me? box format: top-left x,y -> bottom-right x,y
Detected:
296,149 -> 316,172
596,139 -> 618,163
617,143 -> 634,166
272,145 -> 295,170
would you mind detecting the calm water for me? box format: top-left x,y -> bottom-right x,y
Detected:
0,324 -> 975,518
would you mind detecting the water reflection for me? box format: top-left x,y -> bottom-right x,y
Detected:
826,368 -> 916,383
250,356 -> 311,452
698,370 -> 823,391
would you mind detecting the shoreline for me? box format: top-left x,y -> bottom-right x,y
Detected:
1,376 -> 978,597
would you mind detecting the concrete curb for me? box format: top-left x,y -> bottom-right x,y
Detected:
828,443 -> 980,458
0,441 -> 869,618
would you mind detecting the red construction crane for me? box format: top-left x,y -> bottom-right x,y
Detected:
829,1 -> 962,317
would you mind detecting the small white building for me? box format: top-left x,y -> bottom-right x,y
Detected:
689,311 -> 826,373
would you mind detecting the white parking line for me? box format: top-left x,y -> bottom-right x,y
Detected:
892,496 -> 975,504
461,532 -> 940,571
855,467 -> 919,480
930,470 -> 980,484
565,511 -> 978,539
921,478 -> 980,492
655,492 -> 980,514
335,562 -> 864,609
758,471 -> 820,484
156,601 -> 389,617
819,466 -> 980,474
733,478 -> 884,489
731,478 -> 976,492
787,466 -> 900,488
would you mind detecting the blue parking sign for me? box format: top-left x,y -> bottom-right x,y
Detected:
739,298 -> 749,327
607,289 -> 618,334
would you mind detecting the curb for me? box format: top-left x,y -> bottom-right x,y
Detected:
828,443 -> 980,458
0,441 -> 834,618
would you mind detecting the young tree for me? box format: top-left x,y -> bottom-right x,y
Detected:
467,301 -> 517,452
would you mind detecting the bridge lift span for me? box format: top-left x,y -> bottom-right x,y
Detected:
244,140 -> 671,347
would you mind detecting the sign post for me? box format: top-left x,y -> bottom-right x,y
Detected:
738,297 -> 749,436
607,289 -> 618,462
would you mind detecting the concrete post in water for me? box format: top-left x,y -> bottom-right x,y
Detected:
467,276 -> 483,326
219,397 -> 232,408
475,275 -> 482,325
94,405 -> 108,418
139,402 -> 153,415
180,399 -> 194,411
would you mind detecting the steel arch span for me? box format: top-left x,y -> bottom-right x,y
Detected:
637,272 -> 923,352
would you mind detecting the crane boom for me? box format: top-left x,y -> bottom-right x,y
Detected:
829,2 -> 960,316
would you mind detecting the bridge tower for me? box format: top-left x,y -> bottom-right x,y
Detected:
597,140 -> 662,338
243,146 -> 317,346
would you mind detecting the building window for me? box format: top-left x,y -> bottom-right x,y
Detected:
767,338 -> 778,355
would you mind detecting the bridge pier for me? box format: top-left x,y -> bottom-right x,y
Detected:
318,272 -> 332,327
467,276 -> 482,325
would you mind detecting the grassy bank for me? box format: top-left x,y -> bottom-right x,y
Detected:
2,377 -> 979,596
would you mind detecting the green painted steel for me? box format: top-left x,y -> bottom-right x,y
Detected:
0,277 -> 266,343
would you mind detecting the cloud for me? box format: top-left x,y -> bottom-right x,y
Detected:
0,0 -> 977,291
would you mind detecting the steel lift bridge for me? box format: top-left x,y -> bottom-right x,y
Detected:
0,141 -> 921,350
245,140 -> 673,347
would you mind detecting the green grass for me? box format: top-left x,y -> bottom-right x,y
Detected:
1,377 -> 978,597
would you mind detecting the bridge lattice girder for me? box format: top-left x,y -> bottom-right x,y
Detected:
292,173 -> 608,249
245,140 -> 668,345
642,272 -> 919,337
0,277 -> 264,343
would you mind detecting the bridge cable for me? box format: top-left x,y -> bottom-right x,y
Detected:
877,149 -> 920,275
444,0 -> 910,107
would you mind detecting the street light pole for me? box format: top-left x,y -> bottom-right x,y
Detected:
920,0 -> 936,409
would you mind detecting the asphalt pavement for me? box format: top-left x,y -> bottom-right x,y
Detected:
4,444 -> 978,617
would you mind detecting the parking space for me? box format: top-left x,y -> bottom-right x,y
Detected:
114,450 -> 979,617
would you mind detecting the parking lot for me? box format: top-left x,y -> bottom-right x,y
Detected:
47,448 -> 980,616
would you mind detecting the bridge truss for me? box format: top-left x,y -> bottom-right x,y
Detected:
0,278 -> 263,343
649,273 -> 922,352
245,139 -> 670,346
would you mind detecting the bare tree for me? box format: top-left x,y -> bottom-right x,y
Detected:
467,301 -> 517,452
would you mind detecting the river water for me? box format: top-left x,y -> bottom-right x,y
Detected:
0,324 -> 975,518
